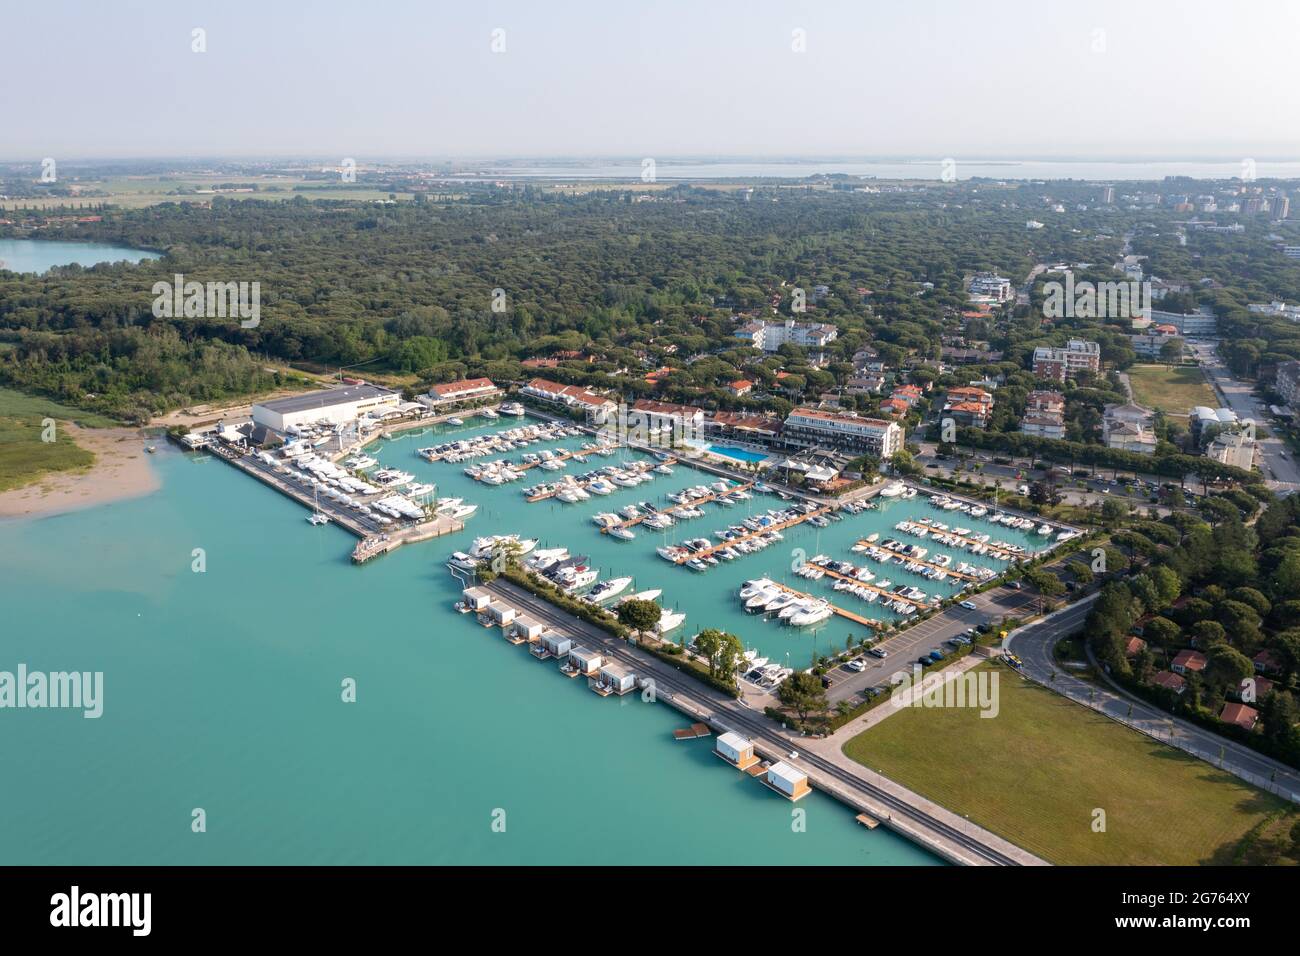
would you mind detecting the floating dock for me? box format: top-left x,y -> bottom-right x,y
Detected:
851,541 -> 978,582
674,505 -> 832,564
601,477 -> 752,532
526,458 -> 659,502
673,722 -> 713,740
763,580 -> 888,628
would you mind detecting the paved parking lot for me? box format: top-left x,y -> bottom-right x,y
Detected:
823,583 -> 1040,704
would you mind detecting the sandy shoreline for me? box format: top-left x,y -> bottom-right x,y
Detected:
0,424 -> 161,520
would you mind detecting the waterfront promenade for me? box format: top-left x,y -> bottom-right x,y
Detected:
483,578 -> 1047,866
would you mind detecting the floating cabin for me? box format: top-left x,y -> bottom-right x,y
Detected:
592,661 -> 636,696
459,587 -> 492,614
566,646 -> 603,677
714,732 -> 760,771
764,761 -> 811,801
484,602 -> 516,628
509,614 -> 545,645
533,631 -> 572,660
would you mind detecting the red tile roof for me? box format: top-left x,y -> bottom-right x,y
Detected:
1219,702 -> 1259,730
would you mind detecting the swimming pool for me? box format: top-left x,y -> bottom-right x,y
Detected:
706,444 -> 769,464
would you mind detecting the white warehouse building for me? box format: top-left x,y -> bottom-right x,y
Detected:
251,384 -> 401,433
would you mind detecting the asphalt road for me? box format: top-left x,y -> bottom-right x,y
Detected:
1006,595 -> 1300,800
1189,339 -> 1300,492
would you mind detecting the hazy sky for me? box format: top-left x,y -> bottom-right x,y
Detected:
5,0 -> 1299,160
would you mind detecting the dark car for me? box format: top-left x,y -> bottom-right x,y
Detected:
820,675 -> 833,688
917,656 -> 932,666
928,649 -> 944,662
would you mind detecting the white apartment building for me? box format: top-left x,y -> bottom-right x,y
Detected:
782,407 -> 904,459
519,378 -> 617,424
1150,307 -> 1218,336
733,319 -> 838,353
1032,339 -> 1101,382
968,273 -> 1013,301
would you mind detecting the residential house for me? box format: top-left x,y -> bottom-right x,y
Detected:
1102,402 -> 1158,454
1219,702 -> 1259,731
1171,649 -> 1207,675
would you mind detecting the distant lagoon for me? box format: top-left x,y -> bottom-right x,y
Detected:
474,158 -> 1300,182
0,238 -> 160,275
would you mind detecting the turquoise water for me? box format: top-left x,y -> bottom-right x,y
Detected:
706,444 -> 769,464
0,433 -> 948,865
376,419 -> 1053,666
0,238 -> 160,274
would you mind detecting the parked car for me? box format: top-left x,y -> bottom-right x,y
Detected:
929,650 -> 944,662
959,600 -> 978,610
868,647 -> 888,659
847,659 -> 867,672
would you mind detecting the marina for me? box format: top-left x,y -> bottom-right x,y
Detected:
158,406 -> 1073,864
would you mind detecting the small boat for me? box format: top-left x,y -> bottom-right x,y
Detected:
145,445 -> 157,454
307,512 -> 330,525
586,576 -> 633,603
609,526 -> 636,541
618,589 -> 663,604
656,611 -> 687,634
446,417 -> 465,426
481,408 -> 499,419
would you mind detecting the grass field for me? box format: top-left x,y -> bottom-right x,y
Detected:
0,389 -> 117,491
1125,364 -> 1217,416
843,662 -> 1295,865
1,175 -> 416,210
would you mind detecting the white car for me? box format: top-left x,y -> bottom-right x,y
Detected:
959,600 -> 978,610
847,659 -> 867,672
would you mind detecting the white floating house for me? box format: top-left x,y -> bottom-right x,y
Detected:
459,587 -> 492,613
486,602 -> 516,628
765,761 -> 811,801
568,646 -> 603,676
539,632 -> 573,658
510,614 -> 545,643
597,662 -> 636,695
714,731 -> 759,770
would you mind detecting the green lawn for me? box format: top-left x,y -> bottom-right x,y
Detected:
0,388 -> 118,491
843,662 -> 1294,865
1126,365 -> 1217,416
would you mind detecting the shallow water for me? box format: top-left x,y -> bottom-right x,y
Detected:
0,427 -> 954,865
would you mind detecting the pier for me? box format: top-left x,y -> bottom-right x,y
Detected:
525,458 -> 660,502
600,476 -> 751,532
850,542 -> 979,583
476,577 -> 1045,866
892,526 -> 1018,562
674,505 -> 832,564
763,580 -> 888,628
193,439 -> 463,563
512,443 -> 618,473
